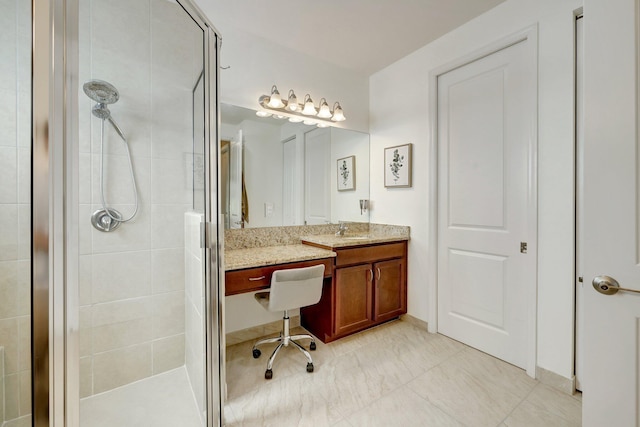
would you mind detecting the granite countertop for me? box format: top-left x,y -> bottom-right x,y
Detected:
224,244 -> 336,271
300,233 -> 410,249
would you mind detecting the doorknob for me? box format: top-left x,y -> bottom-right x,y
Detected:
592,275 -> 640,295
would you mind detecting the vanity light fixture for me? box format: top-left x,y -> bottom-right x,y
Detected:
258,85 -> 347,127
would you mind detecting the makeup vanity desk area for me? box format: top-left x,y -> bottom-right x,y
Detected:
224,233 -> 409,343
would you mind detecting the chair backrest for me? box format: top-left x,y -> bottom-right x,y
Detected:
268,264 -> 325,312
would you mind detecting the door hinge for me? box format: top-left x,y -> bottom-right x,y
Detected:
520,242 -> 528,254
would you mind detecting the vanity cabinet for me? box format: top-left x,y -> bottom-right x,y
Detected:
301,240 -> 407,342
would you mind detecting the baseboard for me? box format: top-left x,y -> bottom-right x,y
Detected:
535,366 -> 576,395
399,314 -> 429,331
225,316 -> 301,346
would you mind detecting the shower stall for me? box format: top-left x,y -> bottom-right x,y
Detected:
0,0 -> 224,425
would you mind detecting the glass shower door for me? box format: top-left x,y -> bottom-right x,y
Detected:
72,0 -> 221,425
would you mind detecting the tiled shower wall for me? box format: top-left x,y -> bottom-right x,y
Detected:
0,0 -> 32,423
78,0 -> 203,397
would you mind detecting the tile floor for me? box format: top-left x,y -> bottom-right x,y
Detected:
224,320 -> 582,427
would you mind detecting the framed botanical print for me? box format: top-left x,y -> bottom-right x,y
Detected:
337,155 -> 356,191
384,143 -> 412,188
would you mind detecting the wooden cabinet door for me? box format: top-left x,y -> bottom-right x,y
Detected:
334,264 -> 373,336
374,258 -> 406,322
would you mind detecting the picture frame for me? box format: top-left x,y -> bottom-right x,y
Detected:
384,143 -> 412,188
337,155 -> 356,191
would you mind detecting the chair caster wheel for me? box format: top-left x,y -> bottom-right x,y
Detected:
265,369 -> 273,379
310,341 -> 316,351
252,349 -> 261,359
306,363 -> 314,373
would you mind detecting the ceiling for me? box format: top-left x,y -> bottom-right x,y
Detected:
206,0 -> 506,75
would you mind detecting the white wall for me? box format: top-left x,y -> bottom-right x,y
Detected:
331,128 -> 370,223
191,2 -> 370,133
369,0 -> 581,380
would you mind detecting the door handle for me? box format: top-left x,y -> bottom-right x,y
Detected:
369,269 -> 373,284
592,275 -> 640,295
376,267 -> 381,281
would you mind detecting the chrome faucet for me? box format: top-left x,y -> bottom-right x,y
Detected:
335,221 -> 348,236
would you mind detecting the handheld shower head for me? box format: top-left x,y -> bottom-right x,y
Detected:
92,103 -> 112,119
83,80 -> 119,104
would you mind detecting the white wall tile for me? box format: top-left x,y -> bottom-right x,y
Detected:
0,205 -> 18,261
92,343 -> 152,394
16,205 -> 29,260
0,88 -> 16,147
0,146 -> 17,203
151,204 -> 188,249
4,373 -> 18,420
91,251 -> 151,303
151,157 -> 192,204
91,296 -> 153,328
151,248 -> 184,294
79,306 -> 92,357
16,315 -> 29,372
17,148 -> 29,204
79,356 -> 93,398
152,291 -> 185,339
18,369 -> 30,416
0,261 -> 18,319
16,260 -> 29,316
92,317 -> 152,353
152,334 -> 185,374
0,318 -> 18,374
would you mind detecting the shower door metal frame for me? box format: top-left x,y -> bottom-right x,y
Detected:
32,0 -> 224,425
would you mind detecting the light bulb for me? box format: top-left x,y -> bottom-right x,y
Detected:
317,98 -> 332,118
267,85 -> 284,108
331,102 -> 346,122
287,90 -> 299,111
302,94 -> 317,116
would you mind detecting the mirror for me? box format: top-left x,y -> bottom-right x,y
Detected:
220,103 -> 370,229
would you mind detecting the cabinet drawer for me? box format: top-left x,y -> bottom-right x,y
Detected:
225,258 -> 333,296
335,242 -> 406,267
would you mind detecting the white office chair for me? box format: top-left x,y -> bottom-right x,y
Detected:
251,264 -> 325,379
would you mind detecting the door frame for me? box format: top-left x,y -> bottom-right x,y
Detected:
427,25 -> 539,377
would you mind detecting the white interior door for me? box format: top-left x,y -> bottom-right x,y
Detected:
282,136 -> 296,226
437,35 -> 536,370
304,128 -> 331,225
229,130 -> 243,229
582,0 -> 640,424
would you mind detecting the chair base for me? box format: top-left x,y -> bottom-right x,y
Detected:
252,311 -> 316,379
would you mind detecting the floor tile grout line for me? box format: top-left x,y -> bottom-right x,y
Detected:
495,381 -> 539,426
